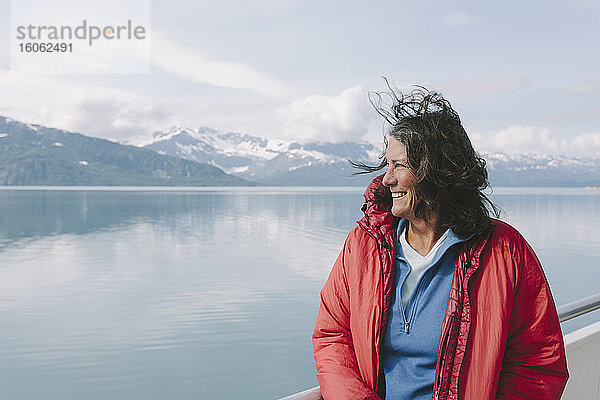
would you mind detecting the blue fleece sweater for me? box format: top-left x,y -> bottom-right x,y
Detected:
382,220 -> 468,400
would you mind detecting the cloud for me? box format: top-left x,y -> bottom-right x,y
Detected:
277,86 -> 373,143
0,60 -> 291,145
151,32 -> 287,96
253,0 -> 300,12
441,12 -> 481,29
556,79 -> 600,96
570,131 -> 600,155
470,125 -> 600,157
0,74 -> 180,143
59,95 -> 179,143
438,75 -> 529,96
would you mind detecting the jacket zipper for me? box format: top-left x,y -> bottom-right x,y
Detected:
432,254 -> 477,399
433,311 -> 458,400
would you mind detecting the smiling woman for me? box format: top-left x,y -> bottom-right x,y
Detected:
312,86 -> 569,400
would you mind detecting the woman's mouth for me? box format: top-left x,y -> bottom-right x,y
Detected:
391,191 -> 407,199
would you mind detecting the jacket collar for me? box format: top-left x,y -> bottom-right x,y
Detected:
357,173 -> 398,247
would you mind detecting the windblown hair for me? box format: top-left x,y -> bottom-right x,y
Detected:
352,84 -> 499,238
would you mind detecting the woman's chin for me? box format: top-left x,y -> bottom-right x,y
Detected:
391,205 -> 405,219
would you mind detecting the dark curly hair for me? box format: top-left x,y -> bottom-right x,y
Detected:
352,84 -> 499,238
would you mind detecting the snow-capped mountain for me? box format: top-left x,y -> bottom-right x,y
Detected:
0,117 -> 250,186
143,126 -> 382,186
143,126 -> 600,187
484,152 -> 600,187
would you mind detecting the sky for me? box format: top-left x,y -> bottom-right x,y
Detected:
1,0 -> 599,157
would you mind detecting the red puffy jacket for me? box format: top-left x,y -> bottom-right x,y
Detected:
313,175 -> 568,400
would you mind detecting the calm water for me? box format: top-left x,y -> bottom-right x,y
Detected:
0,187 -> 599,399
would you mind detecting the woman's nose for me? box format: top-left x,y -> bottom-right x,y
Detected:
382,169 -> 395,186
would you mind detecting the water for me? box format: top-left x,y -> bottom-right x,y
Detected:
0,187 -> 599,399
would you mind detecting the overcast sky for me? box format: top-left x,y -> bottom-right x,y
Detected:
1,0 -> 599,157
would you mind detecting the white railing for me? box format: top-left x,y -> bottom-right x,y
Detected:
557,293 -> 600,323
280,294 -> 600,400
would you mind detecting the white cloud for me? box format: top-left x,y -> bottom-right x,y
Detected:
441,12 -> 481,29
277,85 -> 372,143
0,74 -> 375,147
570,131 -> 600,155
0,74 -> 179,143
151,32 -> 287,96
58,95 -> 179,143
470,125 -> 600,157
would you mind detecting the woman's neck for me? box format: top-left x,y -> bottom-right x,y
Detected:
405,216 -> 443,256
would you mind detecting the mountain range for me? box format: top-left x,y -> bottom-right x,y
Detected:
141,126 -> 378,186
1,116 -> 599,187
0,117 -> 250,186
143,126 -> 600,187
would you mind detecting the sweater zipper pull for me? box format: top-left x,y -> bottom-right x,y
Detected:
404,321 -> 409,332
434,390 -> 439,400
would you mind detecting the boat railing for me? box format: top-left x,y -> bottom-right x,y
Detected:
557,293 -> 600,323
279,293 -> 600,400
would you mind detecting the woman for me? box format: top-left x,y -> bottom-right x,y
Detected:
312,87 -> 568,400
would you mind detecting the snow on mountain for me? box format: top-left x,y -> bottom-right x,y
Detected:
0,116 -> 251,186
481,152 -> 600,186
143,126 -> 380,185
144,126 -> 287,161
142,126 -> 600,186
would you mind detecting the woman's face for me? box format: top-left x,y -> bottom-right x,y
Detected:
382,136 -> 418,219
